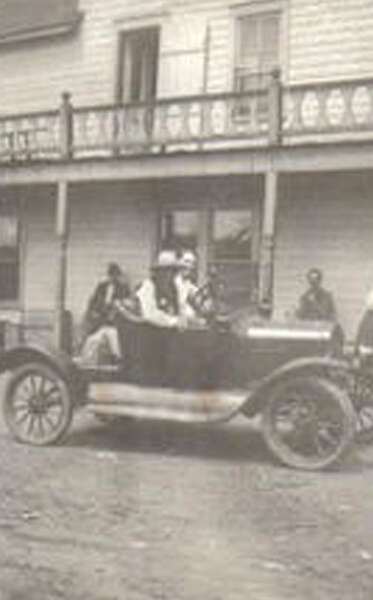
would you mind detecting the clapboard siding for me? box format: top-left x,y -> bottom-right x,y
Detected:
66,183 -> 156,321
274,172 -> 373,338
2,0 -> 373,113
22,182 -> 156,321
289,0 -> 373,82
23,187 -> 58,310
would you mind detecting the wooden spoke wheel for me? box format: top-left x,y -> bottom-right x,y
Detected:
262,376 -> 356,470
3,362 -> 73,446
350,372 -> 373,444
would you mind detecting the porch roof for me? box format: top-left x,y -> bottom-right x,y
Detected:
0,0 -> 82,44
1,139 -> 373,186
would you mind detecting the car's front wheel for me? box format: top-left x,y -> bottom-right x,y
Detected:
3,362 -> 73,446
262,375 -> 355,470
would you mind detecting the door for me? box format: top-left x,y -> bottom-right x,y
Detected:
117,27 -> 159,104
159,206 -> 260,311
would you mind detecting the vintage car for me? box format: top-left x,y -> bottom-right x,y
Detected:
0,307 -> 359,471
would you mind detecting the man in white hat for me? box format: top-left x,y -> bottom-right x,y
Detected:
136,250 -> 184,327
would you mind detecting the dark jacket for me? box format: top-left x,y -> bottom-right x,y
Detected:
86,278 -> 131,334
297,287 -> 336,321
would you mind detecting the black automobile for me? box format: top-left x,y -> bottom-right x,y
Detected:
0,304 -> 360,471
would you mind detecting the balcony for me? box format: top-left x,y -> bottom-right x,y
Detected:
1,75 -> 373,164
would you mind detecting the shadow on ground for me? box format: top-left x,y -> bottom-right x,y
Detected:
66,415 -> 274,465
63,413 -> 373,474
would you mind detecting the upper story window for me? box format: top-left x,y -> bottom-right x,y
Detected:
234,6 -> 281,92
117,27 -> 159,103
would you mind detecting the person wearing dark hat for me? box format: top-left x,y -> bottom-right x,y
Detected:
85,262 -> 131,335
136,250 -> 183,327
81,262 -> 131,365
296,268 -> 336,321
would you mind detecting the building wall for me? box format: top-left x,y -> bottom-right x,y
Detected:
5,171 -> 373,340
22,182 -> 156,325
274,172 -> 373,338
66,182 -> 156,321
289,0 -> 373,82
20,175 -> 261,324
1,0 -> 373,114
23,186 -> 58,311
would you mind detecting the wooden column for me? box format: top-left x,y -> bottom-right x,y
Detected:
59,92 -> 73,160
268,69 -> 282,147
259,168 -> 278,316
55,180 -> 69,349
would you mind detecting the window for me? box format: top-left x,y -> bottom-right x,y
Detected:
234,9 -> 281,92
160,211 -> 199,256
117,27 -> 159,103
210,211 -> 255,308
0,200 -> 20,302
159,208 -> 258,310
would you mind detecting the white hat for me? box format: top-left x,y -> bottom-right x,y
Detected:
153,250 -> 179,268
179,250 -> 197,268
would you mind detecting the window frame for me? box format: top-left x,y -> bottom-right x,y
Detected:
229,0 -> 288,92
115,26 -> 160,104
113,12 -> 165,103
158,202 -> 261,309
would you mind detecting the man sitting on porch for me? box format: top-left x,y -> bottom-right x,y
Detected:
296,268 -> 337,322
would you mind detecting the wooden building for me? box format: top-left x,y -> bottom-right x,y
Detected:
0,0 -> 373,344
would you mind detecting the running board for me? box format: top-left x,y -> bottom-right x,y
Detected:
86,383 -> 246,423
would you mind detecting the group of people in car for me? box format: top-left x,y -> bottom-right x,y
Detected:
80,253 -> 357,367
80,250 -> 213,366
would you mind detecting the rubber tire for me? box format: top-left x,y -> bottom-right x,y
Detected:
325,366 -> 373,445
3,362 -> 73,446
262,375 -> 356,470
350,373 -> 373,444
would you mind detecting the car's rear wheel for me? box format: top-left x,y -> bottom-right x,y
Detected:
262,375 -> 355,470
350,372 -> 373,444
325,366 -> 373,444
3,362 -> 73,446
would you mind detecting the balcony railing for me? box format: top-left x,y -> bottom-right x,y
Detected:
1,74 -> 373,163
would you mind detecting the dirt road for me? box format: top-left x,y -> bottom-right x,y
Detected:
1,411 -> 373,600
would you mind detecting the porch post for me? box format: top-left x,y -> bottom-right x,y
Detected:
55,179 -> 69,349
259,168 -> 278,316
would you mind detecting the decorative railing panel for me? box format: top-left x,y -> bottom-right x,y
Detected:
71,91 -> 269,157
0,111 -> 60,161
1,76 -> 373,164
283,79 -> 373,137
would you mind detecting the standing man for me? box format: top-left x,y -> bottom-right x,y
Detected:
296,268 -> 336,321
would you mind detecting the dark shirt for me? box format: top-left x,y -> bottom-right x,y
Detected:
297,287 -> 336,321
86,278 -> 131,334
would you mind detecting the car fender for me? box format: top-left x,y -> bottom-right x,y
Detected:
242,355 -> 350,417
0,344 -> 82,397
